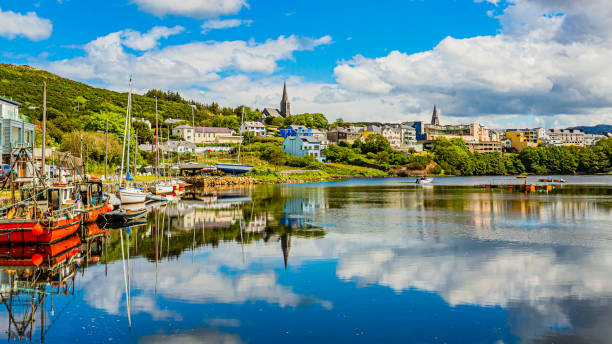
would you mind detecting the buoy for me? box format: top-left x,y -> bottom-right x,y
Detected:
32,223 -> 44,236
32,254 -> 43,266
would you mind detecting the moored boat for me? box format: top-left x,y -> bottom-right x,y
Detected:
78,179 -> 111,223
119,186 -> 146,204
0,184 -> 84,244
216,163 -> 253,174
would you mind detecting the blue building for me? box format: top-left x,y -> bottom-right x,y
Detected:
282,136 -> 326,162
280,125 -> 313,138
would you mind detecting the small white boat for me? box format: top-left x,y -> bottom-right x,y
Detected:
119,186 -> 146,204
416,177 -> 433,184
151,182 -> 174,195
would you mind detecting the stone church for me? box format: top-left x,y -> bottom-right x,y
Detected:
262,82 -> 291,121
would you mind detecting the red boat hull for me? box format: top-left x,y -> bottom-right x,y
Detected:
84,199 -> 110,223
0,213 -> 83,244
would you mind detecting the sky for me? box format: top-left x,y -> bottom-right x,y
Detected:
1,0 -> 612,128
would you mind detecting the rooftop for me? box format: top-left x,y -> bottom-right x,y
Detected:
0,96 -> 21,106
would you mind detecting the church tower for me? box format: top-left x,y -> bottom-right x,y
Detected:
431,105 -> 440,125
280,81 -> 291,117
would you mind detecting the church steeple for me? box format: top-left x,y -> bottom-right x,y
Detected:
281,234 -> 291,270
280,81 -> 291,117
431,105 -> 440,125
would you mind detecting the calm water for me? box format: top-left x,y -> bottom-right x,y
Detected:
2,176 -> 612,343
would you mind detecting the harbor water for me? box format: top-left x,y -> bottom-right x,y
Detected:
2,176 -> 612,343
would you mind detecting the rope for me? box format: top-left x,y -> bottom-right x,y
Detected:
0,189 -> 48,212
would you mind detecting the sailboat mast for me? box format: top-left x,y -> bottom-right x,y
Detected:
155,97 -> 159,183
119,77 -> 132,188
126,82 -> 133,183
237,106 -> 244,163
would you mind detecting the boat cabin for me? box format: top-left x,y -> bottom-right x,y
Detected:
77,180 -> 105,207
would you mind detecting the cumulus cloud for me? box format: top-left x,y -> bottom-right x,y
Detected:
0,8 -> 52,41
328,0 -> 612,124
201,19 -> 252,34
122,25 -> 184,51
132,0 -> 247,18
46,31 -> 332,92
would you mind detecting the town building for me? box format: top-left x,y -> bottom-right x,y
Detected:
585,133 -> 605,146
262,82 -> 291,121
311,128 -> 327,141
282,136 -> 326,162
172,125 -> 234,144
215,134 -> 243,145
466,141 -> 503,154
381,126 -> 402,149
327,127 -> 348,144
280,125 -> 313,138
408,107 -> 490,143
1,96 -> 35,160
160,140 -> 196,154
504,128 -> 546,152
240,121 -> 266,137
546,129 -> 585,146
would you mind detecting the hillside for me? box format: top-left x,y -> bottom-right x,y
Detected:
0,64 -> 261,145
568,124 -> 612,134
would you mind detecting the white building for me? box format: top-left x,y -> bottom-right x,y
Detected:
173,125 -> 234,144
584,133 -> 604,146
381,126 -> 402,149
240,121 -> 266,137
160,140 -> 196,154
546,129 -> 585,146
1,96 -> 35,157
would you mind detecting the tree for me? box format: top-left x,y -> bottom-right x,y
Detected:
363,134 -> 391,154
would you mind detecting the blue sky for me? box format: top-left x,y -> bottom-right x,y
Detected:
1,0 -> 612,127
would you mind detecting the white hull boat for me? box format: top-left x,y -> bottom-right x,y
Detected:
119,187 -> 147,204
416,177 -> 433,184
152,182 -> 174,195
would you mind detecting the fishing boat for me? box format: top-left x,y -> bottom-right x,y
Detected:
78,179 -> 111,223
0,184 -> 84,244
416,177 -> 434,184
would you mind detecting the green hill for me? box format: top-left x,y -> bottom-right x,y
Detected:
0,64 -> 242,146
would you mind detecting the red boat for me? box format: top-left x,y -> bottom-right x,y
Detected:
78,180 -> 111,223
0,234 -> 81,267
0,184 -> 84,244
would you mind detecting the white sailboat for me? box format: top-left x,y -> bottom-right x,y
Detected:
119,77 -> 146,204
150,97 -> 175,196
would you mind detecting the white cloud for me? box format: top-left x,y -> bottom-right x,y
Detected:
0,8 -> 52,41
46,30 -> 332,93
324,0 -> 612,125
201,19 -> 252,34
132,0 -> 247,18
122,25 -> 184,51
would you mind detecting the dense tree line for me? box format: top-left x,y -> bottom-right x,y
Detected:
433,137 -> 612,175
265,113 -> 329,129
